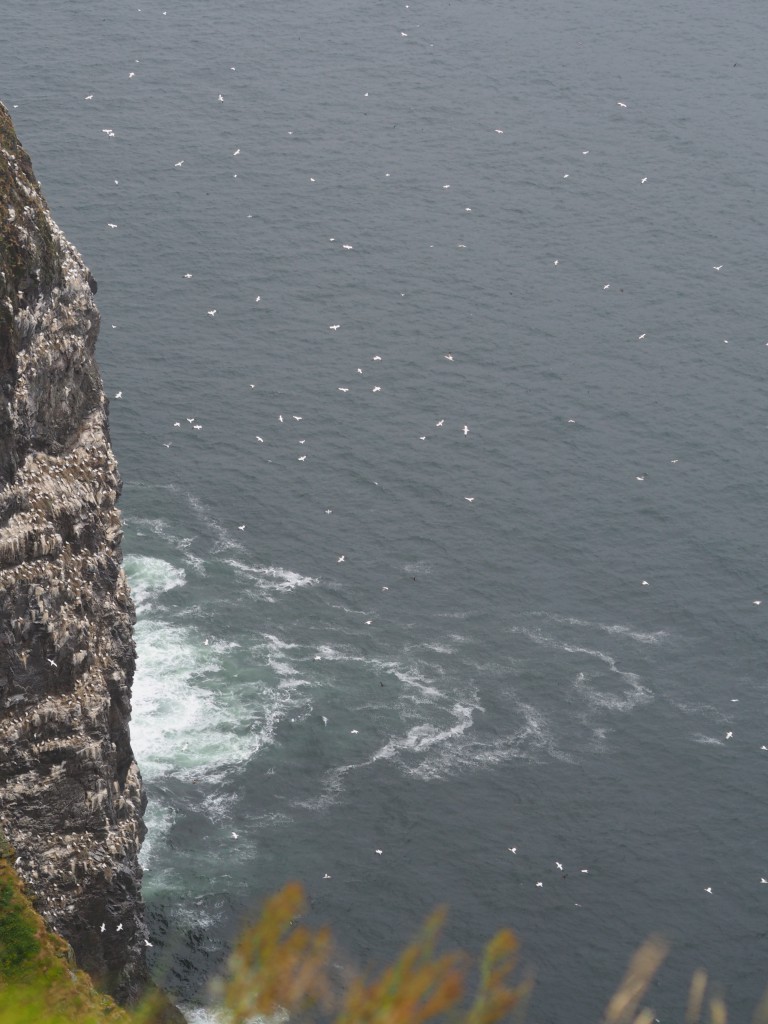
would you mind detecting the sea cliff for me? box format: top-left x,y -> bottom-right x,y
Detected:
0,101 -> 148,1004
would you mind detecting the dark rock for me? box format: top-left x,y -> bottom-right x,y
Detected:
0,101 -> 155,1009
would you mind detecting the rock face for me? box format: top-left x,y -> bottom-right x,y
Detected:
0,102 -> 149,1003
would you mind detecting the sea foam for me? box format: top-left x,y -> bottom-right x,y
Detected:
124,554 -> 186,614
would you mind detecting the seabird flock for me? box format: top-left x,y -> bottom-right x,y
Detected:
57,0 -> 763,927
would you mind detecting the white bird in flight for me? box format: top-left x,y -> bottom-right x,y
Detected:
329,324 -> 340,330
208,309 -> 216,316
462,425 -> 469,435
114,391 -> 122,399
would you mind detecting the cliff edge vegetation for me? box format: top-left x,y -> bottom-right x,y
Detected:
0,831 -> 130,1024
4,871 -> 760,1024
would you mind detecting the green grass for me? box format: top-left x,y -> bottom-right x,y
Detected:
0,837 -> 131,1024
0,870 -> 41,978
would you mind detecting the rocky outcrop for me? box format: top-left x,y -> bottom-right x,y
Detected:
0,101 -> 148,1004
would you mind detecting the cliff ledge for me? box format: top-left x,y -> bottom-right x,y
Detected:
0,100 -> 148,1004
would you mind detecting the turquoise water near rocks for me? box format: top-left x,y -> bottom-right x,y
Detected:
4,1 -> 768,1019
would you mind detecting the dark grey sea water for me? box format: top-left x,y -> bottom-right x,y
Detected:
4,0 -> 768,1020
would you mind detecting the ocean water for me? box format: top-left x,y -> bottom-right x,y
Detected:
3,0 -> 768,1020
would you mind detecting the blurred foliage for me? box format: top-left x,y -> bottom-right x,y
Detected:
1,854 -> 767,1024
218,881 -> 530,1024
